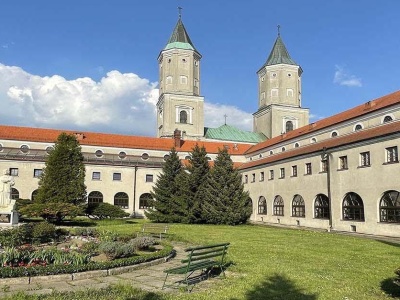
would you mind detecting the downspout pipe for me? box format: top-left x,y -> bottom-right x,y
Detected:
322,147 -> 333,230
132,165 -> 138,218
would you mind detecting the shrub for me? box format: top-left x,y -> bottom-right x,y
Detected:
32,222 -> 56,243
130,236 -> 157,251
85,203 -> 130,220
20,202 -> 83,223
0,224 -> 34,248
0,243 -> 173,278
74,227 -> 98,237
98,241 -> 135,259
80,241 -> 99,256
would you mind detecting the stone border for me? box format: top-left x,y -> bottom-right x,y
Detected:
0,249 -> 175,285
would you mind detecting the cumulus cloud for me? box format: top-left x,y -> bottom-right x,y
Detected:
333,65 -> 362,87
0,63 -> 254,136
204,102 -> 253,132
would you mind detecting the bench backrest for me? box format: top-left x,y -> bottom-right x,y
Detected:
182,243 -> 230,268
141,223 -> 169,233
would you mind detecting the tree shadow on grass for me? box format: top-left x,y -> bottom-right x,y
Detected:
231,274 -> 317,300
381,277 -> 400,298
378,240 -> 400,248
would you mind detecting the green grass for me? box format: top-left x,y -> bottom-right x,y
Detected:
3,219 -> 400,300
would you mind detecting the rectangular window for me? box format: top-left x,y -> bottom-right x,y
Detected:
292,165 -> 297,177
279,168 -> 285,179
146,174 -> 153,182
360,152 -> 370,167
33,169 -> 43,178
113,173 -> 121,181
244,175 -> 248,184
339,156 -> 348,170
92,172 -> 101,180
269,170 -> 274,180
386,146 -> 398,163
9,168 -> 19,176
251,173 -> 255,183
305,163 -> 312,175
321,160 -> 328,173
260,172 -> 264,182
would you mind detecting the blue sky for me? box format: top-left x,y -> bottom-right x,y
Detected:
0,1 -> 399,136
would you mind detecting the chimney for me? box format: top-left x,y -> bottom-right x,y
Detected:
74,132 -> 85,141
173,129 -> 182,148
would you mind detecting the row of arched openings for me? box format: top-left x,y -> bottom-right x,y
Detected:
13,189 -> 154,210
257,190 -> 400,223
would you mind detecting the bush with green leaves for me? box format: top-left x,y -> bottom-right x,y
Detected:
85,203 -> 130,220
32,222 -> 57,243
73,227 -> 98,237
130,236 -> 157,251
0,224 -> 34,248
98,241 -> 135,259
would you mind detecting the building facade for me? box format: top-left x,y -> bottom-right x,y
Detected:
0,16 -> 399,236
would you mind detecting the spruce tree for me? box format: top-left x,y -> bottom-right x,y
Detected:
145,148 -> 188,223
186,144 -> 210,223
200,148 -> 252,225
36,132 -> 86,205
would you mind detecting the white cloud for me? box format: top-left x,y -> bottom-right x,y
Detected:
0,63 -> 254,136
204,102 -> 253,131
0,63 -> 158,136
333,65 -> 362,87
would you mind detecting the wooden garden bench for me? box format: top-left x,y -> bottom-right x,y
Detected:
162,242 -> 230,291
140,223 -> 169,240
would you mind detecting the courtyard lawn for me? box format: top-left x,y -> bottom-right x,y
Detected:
4,220 -> 400,300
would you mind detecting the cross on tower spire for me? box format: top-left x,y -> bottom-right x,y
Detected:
178,6 -> 182,19
224,114 -> 228,125
277,24 -> 281,37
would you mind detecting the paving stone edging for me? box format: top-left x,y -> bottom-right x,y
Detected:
0,250 -> 175,286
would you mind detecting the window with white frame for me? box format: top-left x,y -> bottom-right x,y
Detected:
92,172 -> 101,180
260,172 -> 264,182
339,156 -> 348,170
180,75 -> 188,84
286,89 -> 293,97
360,152 -> 370,167
305,163 -> 312,175
166,76 -> 172,84
113,173 -> 122,181
9,168 -> 19,176
33,169 -> 43,178
269,170 -> 274,180
292,165 -> 297,177
386,146 -> 398,163
279,168 -> 285,179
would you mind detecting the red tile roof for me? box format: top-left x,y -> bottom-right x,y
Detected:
240,120 -> 400,170
0,125 -> 252,155
246,90 -> 400,154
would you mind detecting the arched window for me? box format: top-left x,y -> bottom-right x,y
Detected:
180,111 -> 188,124
383,115 -> 393,123
343,192 -> 365,221
11,188 -> 19,200
258,196 -> 267,215
114,192 -> 129,209
292,195 -> 305,217
88,191 -> 103,205
380,190 -> 400,223
31,189 -> 39,201
354,124 -> 363,131
139,193 -> 153,209
273,195 -> 284,216
314,194 -> 330,219
286,121 -> 294,132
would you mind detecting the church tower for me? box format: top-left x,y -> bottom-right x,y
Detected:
156,14 -> 204,139
253,30 -> 309,139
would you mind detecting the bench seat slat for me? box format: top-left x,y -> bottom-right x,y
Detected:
164,259 -> 216,274
181,251 -> 226,263
185,243 -> 229,252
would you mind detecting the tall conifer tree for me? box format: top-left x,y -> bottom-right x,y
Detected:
199,148 -> 252,225
186,144 -> 210,223
36,132 -> 86,205
145,148 -> 188,223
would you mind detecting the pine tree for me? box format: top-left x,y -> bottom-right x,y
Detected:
186,144 -> 210,223
36,132 -> 86,205
145,148 -> 188,223
200,148 -> 252,225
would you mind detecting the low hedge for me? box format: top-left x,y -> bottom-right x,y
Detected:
0,243 -> 173,278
